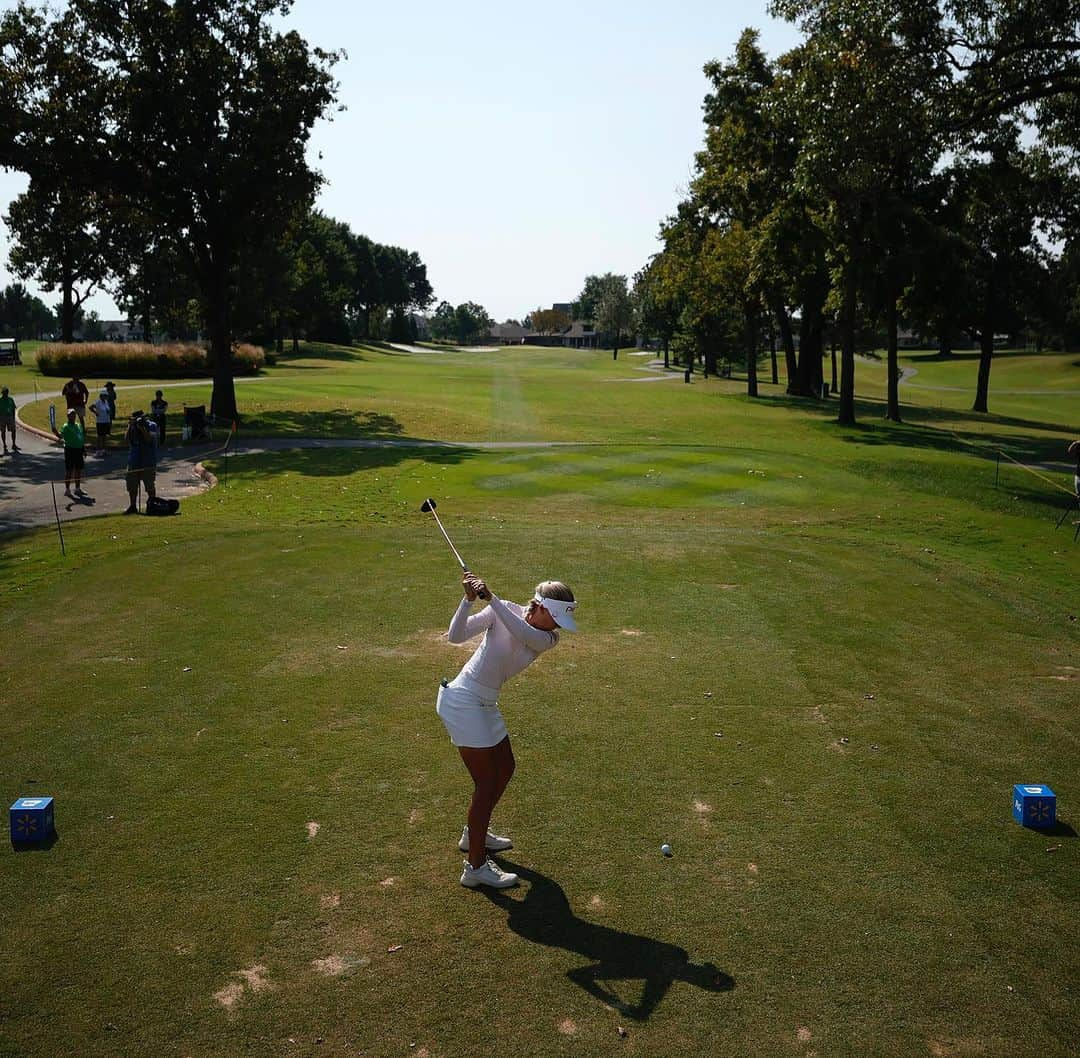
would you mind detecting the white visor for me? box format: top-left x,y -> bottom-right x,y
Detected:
534,594 -> 578,632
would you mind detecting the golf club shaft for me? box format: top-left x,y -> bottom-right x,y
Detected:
429,508 -> 467,570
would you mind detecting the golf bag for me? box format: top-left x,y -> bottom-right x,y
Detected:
182,405 -> 212,442
145,496 -> 180,517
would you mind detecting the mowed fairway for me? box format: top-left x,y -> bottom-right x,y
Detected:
1,344 -> 1078,1058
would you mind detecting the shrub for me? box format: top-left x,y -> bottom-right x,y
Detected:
36,341 -> 266,378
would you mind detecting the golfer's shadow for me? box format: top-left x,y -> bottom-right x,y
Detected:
481,860 -> 734,1021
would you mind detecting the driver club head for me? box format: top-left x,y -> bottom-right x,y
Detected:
420,498 -> 436,513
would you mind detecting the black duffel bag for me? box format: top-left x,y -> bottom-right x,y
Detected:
145,496 -> 180,516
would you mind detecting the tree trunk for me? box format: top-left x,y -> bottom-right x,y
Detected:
612,335 -> 619,361
830,343 -> 837,394
141,285 -> 152,344
837,265 -> 857,426
207,282 -> 239,423
973,327 -> 994,413
746,308 -> 759,398
772,298 -> 797,392
797,297 -> 825,397
61,267 -> 75,343
885,294 -> 901,422
663,337 -> 669,370
769,322 -> 778,385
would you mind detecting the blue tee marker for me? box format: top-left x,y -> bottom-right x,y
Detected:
9,797 -> 55,847
1012,785 -> 1056,829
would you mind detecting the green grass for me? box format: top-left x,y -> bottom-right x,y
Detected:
0,340 -> 1078,1058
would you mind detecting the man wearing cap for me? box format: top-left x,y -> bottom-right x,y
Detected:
53,407 -> 86,497
150,389 -> 169,447
124,411 -> 157,514
89,388 -> 112,453
0,386 -> 18,453
61,375 -> 89,427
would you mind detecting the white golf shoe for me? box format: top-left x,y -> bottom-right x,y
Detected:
458,825 -> 513,853
460,858 -> 519,889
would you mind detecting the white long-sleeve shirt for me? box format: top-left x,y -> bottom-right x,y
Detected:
447,594 -> 558,691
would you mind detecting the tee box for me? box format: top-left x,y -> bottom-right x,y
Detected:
1012,785 -> 1056,829
9,797 -> 55,847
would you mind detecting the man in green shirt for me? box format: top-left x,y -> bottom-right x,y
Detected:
53,407 -> 86,497
0,385 -> 17,454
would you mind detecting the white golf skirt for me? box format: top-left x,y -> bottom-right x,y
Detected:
436,674 -> 508,748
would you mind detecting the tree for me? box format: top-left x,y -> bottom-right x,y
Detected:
594,275 -> 633,360
950,140 -> 1045,412
428,301 -> 456,342
10,0 -> 342,421
4,180 -> 108,341
770,0 -> 950,424
571,275 -> 609,322
633,256 -> 683,369
82,309 -> 103,341
943,0 -> 1080,133
0,282 -> 54,339
574,274 -> 631,358
453,302 -> 493,345
531,308 -> 571,335
694,28 -> 803,396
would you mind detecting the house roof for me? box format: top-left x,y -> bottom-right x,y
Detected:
489,323 -> 531,339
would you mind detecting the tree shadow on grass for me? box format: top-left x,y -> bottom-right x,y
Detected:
273,343 -> 370,366
903,350 -> 1067,364
799,394 -> 1074,465
211,440 -> 483,480
241,409 -> 406,438
481,860 -> 734,1021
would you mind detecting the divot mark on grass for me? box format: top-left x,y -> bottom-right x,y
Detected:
693,800 -> 713,815
311,954 -> 370,977
306,821 -> 321,839
797,1026 -> 813,1042
320,892 -> 340,910
558,1018 -> 578,1035
236,965 -> 272,992
748,863 -> 759,875
620,628 -> 643,636
214,982 -> 244,1010
214,964 -> 272,1011
408,808 -> 423,825
379,877 -> 397,887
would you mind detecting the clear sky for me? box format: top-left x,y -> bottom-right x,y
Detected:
0,0 -> 803,324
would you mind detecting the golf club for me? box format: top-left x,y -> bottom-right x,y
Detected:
420,497 -> 489,597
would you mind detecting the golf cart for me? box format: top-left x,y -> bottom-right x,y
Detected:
0,338 -> 21,366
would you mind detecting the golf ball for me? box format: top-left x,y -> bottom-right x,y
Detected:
661,843 -> 673,857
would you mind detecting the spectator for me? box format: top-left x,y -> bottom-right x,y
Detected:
150,389 -> 169,447
124,411 -> 157,514
88,389 -> 112,453
104,381 -> 117,421
61,375 -> 90,427
53,407 -> 86,497
0,385 -> 18,454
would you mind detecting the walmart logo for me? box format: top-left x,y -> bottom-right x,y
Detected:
14,814 -> 38,838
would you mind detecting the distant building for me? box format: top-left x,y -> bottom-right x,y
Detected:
485,304 -> 601,347
101,320 -> 146,342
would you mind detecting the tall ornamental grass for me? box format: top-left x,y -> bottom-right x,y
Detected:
36,341 -> 265,378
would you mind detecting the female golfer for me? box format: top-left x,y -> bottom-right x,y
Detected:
438,572 -> 578,889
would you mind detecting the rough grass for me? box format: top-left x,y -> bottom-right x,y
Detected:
34,341 -> 266,378
0,342 -> 1077,1058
